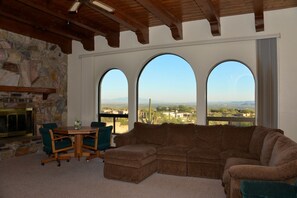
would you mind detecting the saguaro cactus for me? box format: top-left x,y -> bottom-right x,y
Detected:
141,98 -> 155,124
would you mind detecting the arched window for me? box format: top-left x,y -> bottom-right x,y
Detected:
99,69 -> 128,134
207,61 -> 255,126
138,54 -> 196,124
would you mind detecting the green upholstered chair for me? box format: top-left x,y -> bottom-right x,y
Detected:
82,125 -> 113,160
240,180 -> 297,198
42,123 -> 58,130
90,121 -> 106,128
39,127 -> 73,166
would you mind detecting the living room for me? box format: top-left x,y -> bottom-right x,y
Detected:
1,1 -> 297,197
68,7 -> 297,142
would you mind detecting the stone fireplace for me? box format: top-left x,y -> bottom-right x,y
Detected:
0,29 -> 67,159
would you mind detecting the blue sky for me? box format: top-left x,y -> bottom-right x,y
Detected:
207,61 -> 255,102
101,70 -> 128,100
101,55 -> 255,104
139,54 -> 196,103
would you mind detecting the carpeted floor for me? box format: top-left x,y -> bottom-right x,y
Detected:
0,152 -> 225,198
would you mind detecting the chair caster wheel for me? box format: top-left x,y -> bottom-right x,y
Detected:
67,159 -> 70,162
41,163 -> 45,166
57,164 -> 61,167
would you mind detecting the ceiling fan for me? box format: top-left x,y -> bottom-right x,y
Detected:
68,0 -> 115,13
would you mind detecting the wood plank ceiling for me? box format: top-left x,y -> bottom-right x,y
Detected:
0,0 -> 296,54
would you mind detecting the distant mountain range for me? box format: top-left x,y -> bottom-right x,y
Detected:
102,97 -> 129,104
102,97 -> 255,109
208,101 -> 255,109
102,97 -> 151,104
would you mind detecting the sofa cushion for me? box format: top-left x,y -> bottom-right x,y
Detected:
105,144 -> 157,161
221,125 -> 255,152
249,126 -> 284,157
104,144 -> 157,168
222,157 -> 260,185
134,122 -> 167,145
157,146 -> 190,162
260,131 -> 283,165
220,150 -> 258,162
269,136 -> 297,166
187,148 -> 222,165
224,157 -> 261,171
194,125 -> 222,151
222,157 -> 260,196
114,129 -> 137,147
165,123 -> 195,147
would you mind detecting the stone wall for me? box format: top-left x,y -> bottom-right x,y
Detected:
0,137 -> 42,160
0,29 -> 68,160
0,29 -> 67,128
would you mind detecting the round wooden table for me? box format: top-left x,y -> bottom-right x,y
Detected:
54,126 -> 98,160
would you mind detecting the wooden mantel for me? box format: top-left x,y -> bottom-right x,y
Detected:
0,85 -> 56,100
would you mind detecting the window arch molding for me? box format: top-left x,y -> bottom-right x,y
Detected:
137,53 -> 197,124
206,59 -> 256,126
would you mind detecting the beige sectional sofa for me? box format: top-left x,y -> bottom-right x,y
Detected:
104,122 -> 297,198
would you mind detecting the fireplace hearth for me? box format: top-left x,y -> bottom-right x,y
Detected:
0,108 -> 34,138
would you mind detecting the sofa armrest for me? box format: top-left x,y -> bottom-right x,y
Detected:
114,129 -> 137,147
229,160 -> 297,181
228,160 -> 297,198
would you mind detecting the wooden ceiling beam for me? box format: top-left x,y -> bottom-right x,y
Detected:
15,0 -> 103,35
193,0 -> 221,36
0,7 -> 80,41
106,32 -> 120,48
0,15 -> 72,54
135,0 -> 182,40
14,0 -> 120,48
0,1 -> 95,51
85,2 -> 149,44
253,0 -> 264,32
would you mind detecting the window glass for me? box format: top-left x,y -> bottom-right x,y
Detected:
99,69 -> 128,133
138,54 -> 196,124
207,61 -> 255,126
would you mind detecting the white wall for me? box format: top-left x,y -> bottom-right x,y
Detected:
68,8 -> 297,141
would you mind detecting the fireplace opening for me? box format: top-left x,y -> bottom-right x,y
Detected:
0,108 -> 34,138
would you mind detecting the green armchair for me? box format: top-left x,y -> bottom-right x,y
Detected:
240,180 -> 297,198
40,127 -> 73,166
90,121 -> 106,128
82,125 -> 113,160
42,123 -> 58,130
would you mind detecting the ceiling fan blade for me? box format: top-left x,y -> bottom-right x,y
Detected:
68,1 -> 82,13
90,0 -> 115,12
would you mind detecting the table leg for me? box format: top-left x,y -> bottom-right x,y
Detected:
73,134 -> 91,160
74,134 -> 83,160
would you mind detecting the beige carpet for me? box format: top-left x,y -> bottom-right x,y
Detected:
0,152 -> 225,198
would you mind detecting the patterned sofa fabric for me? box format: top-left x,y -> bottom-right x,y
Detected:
134,122 -> 168,145
194,125 -> 222,151
223,129 -> 284,198
188,125 -> 258,180
227,131 -> 297,198
165,123 -> 196,147
110,122 -> 296,198
221,125 -> 255,153
187,148 -> 222,178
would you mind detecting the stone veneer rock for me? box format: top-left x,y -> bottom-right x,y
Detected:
0,29 -> 67,127
0,29 -> 67,159
0,137 -> 43,160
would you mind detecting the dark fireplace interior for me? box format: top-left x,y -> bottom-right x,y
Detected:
0,108 -> 34,138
